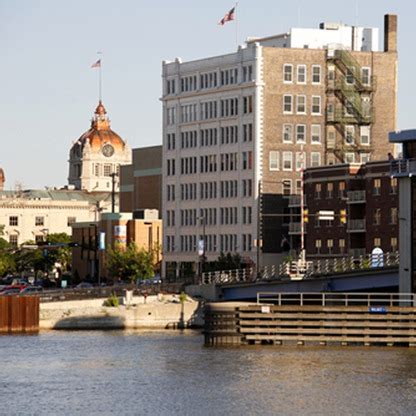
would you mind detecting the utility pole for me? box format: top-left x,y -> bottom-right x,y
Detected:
256,180 -> 262,278
110,172 -> 117,213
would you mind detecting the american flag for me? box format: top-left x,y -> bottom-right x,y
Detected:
218,6 -> 235,26
91,59 -> 101,68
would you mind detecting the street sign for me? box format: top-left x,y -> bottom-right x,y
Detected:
318,210 -> 335,221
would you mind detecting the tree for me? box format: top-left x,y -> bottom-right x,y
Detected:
46,233 -> 72,272
106,242 -> 155,283
0,225 -> 14,276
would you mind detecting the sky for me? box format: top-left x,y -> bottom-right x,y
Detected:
0,0 -> 414,189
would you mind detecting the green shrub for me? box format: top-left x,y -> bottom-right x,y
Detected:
104,292 -> 119,307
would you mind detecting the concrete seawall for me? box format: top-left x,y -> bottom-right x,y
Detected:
40,295 -> 204,330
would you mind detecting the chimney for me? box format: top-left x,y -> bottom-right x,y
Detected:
384,14 -> 397,52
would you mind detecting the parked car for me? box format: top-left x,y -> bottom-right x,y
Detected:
76,282 -> 94,289
0,288 -> 21,295
20,286 -> 43,294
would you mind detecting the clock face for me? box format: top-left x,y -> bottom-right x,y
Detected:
102,144 -> 115,157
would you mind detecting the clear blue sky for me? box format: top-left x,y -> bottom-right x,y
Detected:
0,0 -> 413,189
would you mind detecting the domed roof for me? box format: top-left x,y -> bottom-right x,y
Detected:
73,101 -> 127,152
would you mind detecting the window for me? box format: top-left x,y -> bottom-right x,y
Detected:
297,65 -> 306,83
283,124 -> 293,143
283,95 -> 293,113
339,182 -> 346,198
104,164 -> 112,176
167,107 -> 176,125
282,180 -> 291,196
311,125 -> 321,144
374,238 -> 381,247
360,153 -> 370,164
346,67 -> 355,85
35,235 -> 44,244
243,124 -> 253,142
315,184 -> 321,199
373,179 -> 381,196
373,208 -> 381,225
311,96 -> 321,115
9,216 -> 18,226
220,68 -> 238,86
360,126 -> 370,145
327,239 -> 333,254
269,151 -> 279,171
243,96 -> 253,114
65,217 -> 75,227
315,239 -> 322,254
327,183 -> 333,199
35,216 -> 44,226
311,152 -> 321,167
296,125 -> 306,143
361,67 -> 371,85
282,152 -> 292,171
312,65 -> 321,84
296,95 -> 306,114
242,152 -> 252,170
243,65 -> 253,82
283,64 -> 293,82
391,237 -> 398,252
9,235 -> 18,247
390,178 -> 398,194
339,239 -> 345,254
390,208 -> 398,225
345,153 -> 355,163
296,180 -> 302,195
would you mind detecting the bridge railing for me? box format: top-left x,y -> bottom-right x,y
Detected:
202,267 -> 255,285
260,251 -> 399,281
256,292 -> 415,307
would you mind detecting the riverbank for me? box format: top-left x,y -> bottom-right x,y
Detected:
40,294 -> 204,330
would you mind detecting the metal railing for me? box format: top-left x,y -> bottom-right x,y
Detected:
257,292 -> 415,306
390,159 -> 416,175
200,252 -> 400,286
201,267 -> 255,285
347,190 -> 366,203
347,219 -> 366,232
289,222 -> 306,234
288,195 -> 306,207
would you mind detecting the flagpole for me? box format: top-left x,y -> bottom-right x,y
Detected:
98,51 -> 103,102
235,2 -> 239,48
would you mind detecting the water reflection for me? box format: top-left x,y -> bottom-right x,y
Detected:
1,331 -> 415,415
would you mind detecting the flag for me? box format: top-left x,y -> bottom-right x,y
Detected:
91,59 -> 101,68
218,6 -> 235,26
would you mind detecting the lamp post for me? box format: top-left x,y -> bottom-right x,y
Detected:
198,215 -> 206,284
109,172 -> 118,213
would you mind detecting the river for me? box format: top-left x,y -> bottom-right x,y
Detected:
1,330 -> 415,415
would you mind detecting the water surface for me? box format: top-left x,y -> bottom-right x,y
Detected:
1,330 -> 415,415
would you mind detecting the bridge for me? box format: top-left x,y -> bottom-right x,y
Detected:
198,252 -> 400,301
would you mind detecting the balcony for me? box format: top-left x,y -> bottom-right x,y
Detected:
288,222 -> 307,235
347,190 -> 366,203
349,248 -> 366,258
390,158 -> 416,177
288,195 -> 306,207
347,219 -> 366,232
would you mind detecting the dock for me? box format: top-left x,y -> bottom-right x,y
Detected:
204,293 -> 416,347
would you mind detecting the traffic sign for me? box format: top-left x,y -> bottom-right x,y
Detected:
318,210 -> 335,221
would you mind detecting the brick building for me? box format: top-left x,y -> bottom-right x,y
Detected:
291,160 -> 398,260
71,210 -> 162,282
161,15 -> 398,279
119,146 -> 162,216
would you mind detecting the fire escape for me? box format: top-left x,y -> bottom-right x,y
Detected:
326,49 -> 375,163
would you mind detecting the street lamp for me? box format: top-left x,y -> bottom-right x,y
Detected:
197,215 -> 206,284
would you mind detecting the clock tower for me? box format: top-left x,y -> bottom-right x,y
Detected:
68,101 -> 132,192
